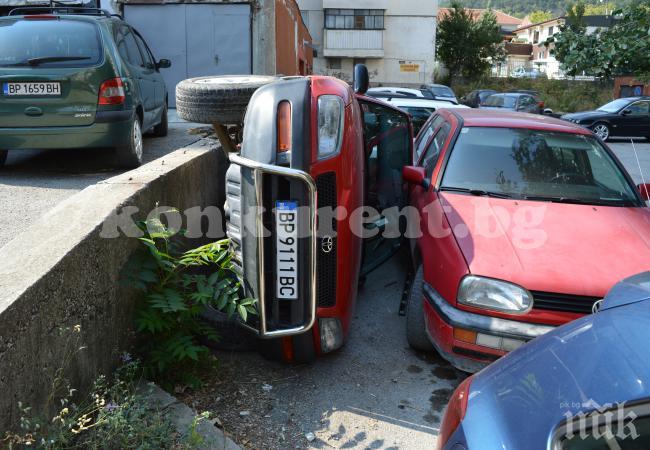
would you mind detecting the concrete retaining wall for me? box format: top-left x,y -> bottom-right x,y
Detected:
0,141 -> 227,431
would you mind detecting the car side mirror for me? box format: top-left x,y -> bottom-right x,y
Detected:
353,64 -> 369,95
622,108 -> 632,116
403,166 -> 429,189
638,183 -> 650,201
156,59 -> 172,69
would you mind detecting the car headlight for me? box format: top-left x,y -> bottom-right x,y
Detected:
458,275 -> 533,314
317,95 -> 344,159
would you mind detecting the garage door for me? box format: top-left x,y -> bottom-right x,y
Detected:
124,3 -> 252,107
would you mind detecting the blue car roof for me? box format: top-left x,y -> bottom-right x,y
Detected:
462,287 -> 650,449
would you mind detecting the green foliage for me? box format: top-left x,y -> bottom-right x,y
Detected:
2,332 -> 206,449
455,77 -> 614,113
565,0 -> 587,31
440,0 -> 628,18
437,2 -> 506,83
548,1 -> 650,80
123,217 -> 256,387
528,10 -> 553,23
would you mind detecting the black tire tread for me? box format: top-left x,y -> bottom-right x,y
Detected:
176,76 -> 277,124
406,266 -> 433,351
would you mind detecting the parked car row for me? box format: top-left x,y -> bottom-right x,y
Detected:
461,88 -> 548,114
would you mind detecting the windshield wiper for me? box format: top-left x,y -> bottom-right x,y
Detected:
524,195 -> 637,206
8,56 -> 91,67
440,186 -> 514,199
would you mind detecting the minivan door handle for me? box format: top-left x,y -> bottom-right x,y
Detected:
24,107 -> 43,117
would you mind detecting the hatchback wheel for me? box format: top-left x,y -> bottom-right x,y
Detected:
0,150 -> 7,168
116,117 -> 143,168
592,123 -> 610,141
406,265 -> 434,352
152,103 -> 168,137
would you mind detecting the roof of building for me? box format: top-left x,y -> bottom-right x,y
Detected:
437,7 -> 523,26
515,16 -> 564,32
515,14 -> 618,32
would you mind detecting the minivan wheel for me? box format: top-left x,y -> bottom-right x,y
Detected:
152,103 -> 169,137
592,123 -> 610,141
116,117 -> 144,168
0,150 -> 7,168
406,266 -> 434,352
176,75 -> 277,125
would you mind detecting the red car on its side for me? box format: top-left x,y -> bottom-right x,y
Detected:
403,109 -> 650,372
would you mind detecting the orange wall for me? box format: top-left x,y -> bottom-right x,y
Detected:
275,0 -> 313,75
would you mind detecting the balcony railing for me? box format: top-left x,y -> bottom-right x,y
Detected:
323,29 -> 384,58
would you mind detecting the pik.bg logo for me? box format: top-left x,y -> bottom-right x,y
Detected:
560,400 -> 640,444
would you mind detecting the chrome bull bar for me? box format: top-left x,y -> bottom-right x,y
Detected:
228,153 -> 317,338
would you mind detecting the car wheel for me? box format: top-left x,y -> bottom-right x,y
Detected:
592,123 -> 610,141
0,150 -> 7,168
151,103 -> 168,137
116,117 -> 144,169
406,265 -> 434,352
176,75 -> 277,125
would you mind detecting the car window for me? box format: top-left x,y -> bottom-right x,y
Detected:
485,95 -> 516,108
441,127 -> 638,205
415,115 -> 444,161
0,18 -> 102,68
396,90 -> 417,97
626,101 -> 650,115
421,122 -> 451,178
401,106 -> 435,136
597,98 -> 633,113
116,27 -> 144,67
133,32 -> 154,68
431,86 -> 454,97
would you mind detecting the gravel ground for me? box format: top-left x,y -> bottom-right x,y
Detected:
179,253 -> 467,450
0,111 -> 203,248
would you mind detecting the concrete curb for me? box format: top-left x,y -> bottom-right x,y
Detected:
0,141 -> 227,431
139,382 -> 241,450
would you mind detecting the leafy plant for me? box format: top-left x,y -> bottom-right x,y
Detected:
123,217 -> 256,387
437,2 -> 507,84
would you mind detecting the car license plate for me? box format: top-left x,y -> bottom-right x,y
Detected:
3,82 -> 61,96
276,201 -> 298,300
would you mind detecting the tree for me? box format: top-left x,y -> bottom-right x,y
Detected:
565,0 -> 587,31
436,2 -> 506,84
548,1 -> 650,80
529,10 -> 554,23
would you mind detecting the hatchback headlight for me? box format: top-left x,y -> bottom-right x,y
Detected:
317,95 -> 344,159
458,276 -> 533,314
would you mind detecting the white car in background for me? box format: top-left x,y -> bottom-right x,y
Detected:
367,87 -> 430,98
379,97 -> 469,134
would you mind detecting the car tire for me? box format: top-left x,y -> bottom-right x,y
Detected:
116,116 -> 144,169
592,122 -> 610,141
176,75 -> 277,125
0,150 -> 7,168
151,103 -> 168,137
406,265 -> 434,352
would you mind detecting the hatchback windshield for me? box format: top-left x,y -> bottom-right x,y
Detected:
597,98 -> 631,113
0,19 -> 102,68
431,86 -> 454,97
441,127 -> 639,206
484,95 -> 516,108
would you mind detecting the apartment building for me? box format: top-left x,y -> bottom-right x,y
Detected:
296,0 -> 438,86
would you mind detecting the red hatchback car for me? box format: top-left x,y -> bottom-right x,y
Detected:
403,109 -> 650,372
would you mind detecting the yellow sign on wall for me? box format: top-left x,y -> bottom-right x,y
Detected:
400,64 -> 420,73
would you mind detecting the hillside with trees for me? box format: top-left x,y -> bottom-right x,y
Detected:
440,0 -> 628,18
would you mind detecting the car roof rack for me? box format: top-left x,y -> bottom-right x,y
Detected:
8,6 -> 113,17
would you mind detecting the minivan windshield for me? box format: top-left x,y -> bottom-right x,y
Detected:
0,19 -> 102,68
441,127 -> 639,206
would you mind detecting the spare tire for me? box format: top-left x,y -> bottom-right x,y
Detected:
176,75 -> 277,125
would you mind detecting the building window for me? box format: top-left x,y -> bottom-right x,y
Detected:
328,58 -> 342,69
324,9 -> 385,30
533,30 -> 540,43
548,25 -> 554,35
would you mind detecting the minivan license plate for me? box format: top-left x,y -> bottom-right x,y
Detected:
276,201 -> 298,300
3,82 -> 61,96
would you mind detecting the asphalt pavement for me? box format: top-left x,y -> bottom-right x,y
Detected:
0,110 -> 204,248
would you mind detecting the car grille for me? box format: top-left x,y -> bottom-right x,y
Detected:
532,291 -> 601,314
316,172 -> 337,308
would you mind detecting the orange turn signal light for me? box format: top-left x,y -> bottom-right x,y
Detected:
277,101 -> 292,153
453,328 -> 477,344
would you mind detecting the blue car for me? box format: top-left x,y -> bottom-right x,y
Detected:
438,272 -> 650,450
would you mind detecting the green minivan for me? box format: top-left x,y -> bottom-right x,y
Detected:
0,8 -> 171,168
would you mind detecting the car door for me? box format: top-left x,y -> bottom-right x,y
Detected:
116,25 -> 155,129
356,98 -> 414,275
133,30 -> 165,124
622,101 -> 650,137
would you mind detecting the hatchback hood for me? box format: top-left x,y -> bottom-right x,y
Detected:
441,193 -> 650,297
